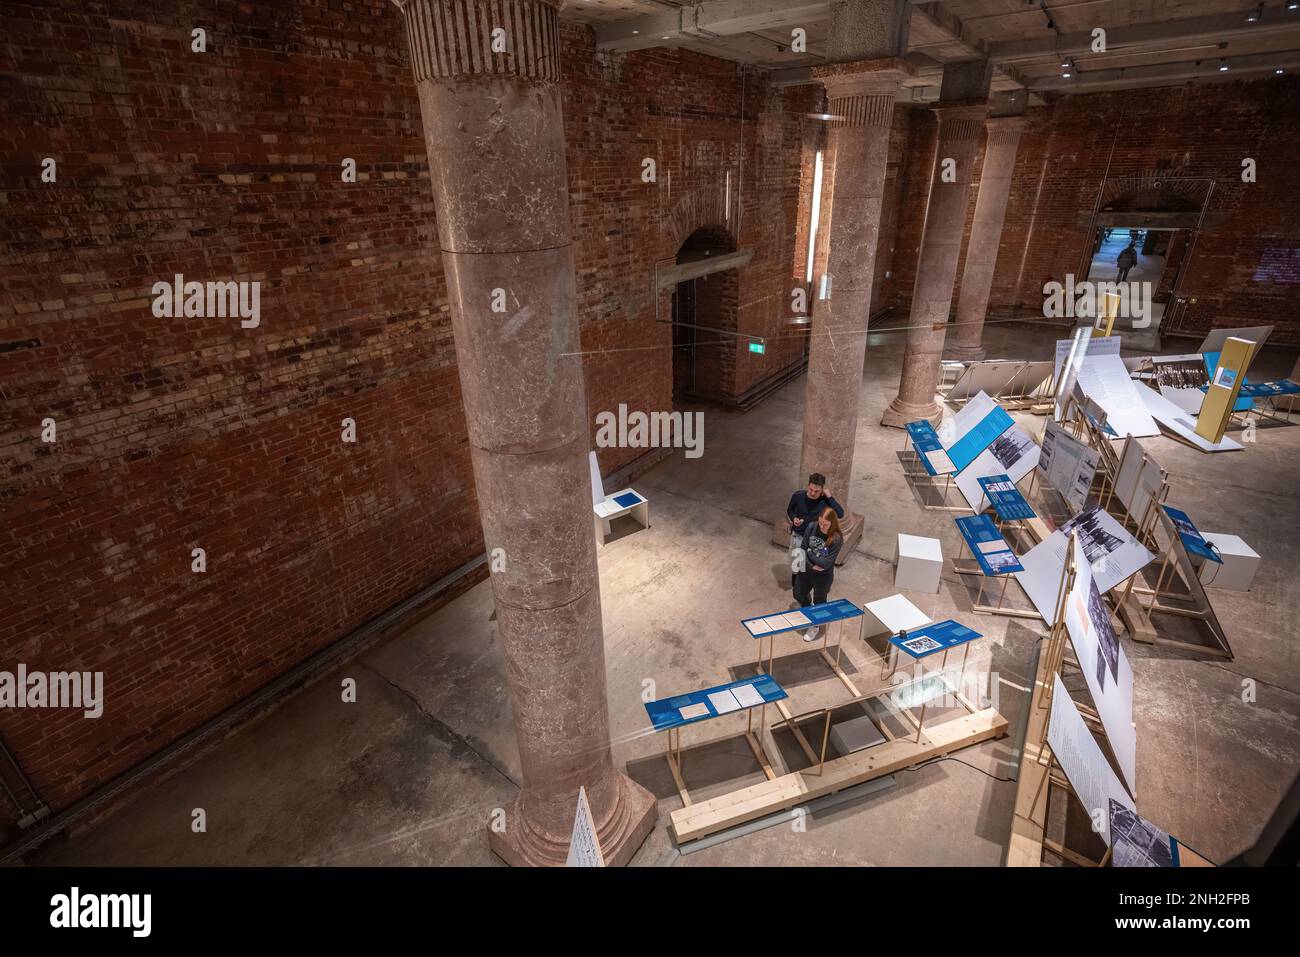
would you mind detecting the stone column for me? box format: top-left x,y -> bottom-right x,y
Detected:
947,115 -> 1027,361
393,0 -> 655,866
881,85 -> 989,427
792,62 -> 910,557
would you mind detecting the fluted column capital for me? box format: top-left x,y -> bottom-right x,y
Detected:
985,114 -> 1028,146
393,0 -> 561,83
931,101 -> 990,142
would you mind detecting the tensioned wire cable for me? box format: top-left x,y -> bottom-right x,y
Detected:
562,313 -> 1099,358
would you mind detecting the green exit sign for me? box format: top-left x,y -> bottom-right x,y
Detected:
749,341 -> 766,354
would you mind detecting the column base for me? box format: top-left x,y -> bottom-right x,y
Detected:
488,772 -> 657,867
881,395 -> 942,429
771,514 -> 863,565
945,344 -> 985,362
835,512 -> 864,565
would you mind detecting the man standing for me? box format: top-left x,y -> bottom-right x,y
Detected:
785,473 -> 845,586
1116,241 -> 1137,284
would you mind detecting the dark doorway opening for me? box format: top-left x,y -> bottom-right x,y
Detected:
670,226 -> 738,406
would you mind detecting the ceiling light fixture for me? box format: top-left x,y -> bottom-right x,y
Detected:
1218,58 -> 1229,71
1247,3 -> 1263,21
1277,68 -> 1286,74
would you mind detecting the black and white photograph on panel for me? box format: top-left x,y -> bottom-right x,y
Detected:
989,427 -> 1036,471
1089,576 -> 1120,685
1109,800 -> 1177,868
1060,505 -> 1127,566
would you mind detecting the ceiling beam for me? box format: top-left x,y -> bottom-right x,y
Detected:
987,4 -> 1300,64
1033,49 -> 1300,93
595,0 -> 831,53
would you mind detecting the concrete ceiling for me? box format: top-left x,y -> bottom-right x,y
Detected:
558,0 -> 1300,101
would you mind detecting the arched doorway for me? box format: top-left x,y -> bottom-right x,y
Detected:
1082,177 -> 1213,339
671,226 -> 739,404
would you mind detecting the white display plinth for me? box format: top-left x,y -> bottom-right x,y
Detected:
1197,532 -> 1259,592
593,488 -> 650,545
862,593 -> 933,638
895,533 -> 943,594
830,715 -> 887,756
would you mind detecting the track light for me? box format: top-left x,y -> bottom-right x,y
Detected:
1277,68 -> 1286,75
1218,59 -> 1229,71
1247,3 -> 1263,21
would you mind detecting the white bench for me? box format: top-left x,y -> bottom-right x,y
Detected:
590,452 -> 650,545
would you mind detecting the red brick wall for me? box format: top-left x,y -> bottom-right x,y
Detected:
0,3 -> 816,834
886,78 -> 1300,342
564,37 -> 814,429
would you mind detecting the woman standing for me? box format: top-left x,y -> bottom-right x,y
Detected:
795,507 -> 842,641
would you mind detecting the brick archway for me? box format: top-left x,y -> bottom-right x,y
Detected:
1099,173 -> 1212,213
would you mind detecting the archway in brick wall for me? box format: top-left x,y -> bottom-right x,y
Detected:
672,225 -> 739,404
1084,177 -> 1215,334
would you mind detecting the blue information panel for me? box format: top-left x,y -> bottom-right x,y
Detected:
946,406 -> 1014,473
1202,351 -> 1255,412
977,473 -> 1035,521
1236,379 -> 1300,398
889,619 -> 983,659
905,420 -> 951,476
613,491 -> 642,508
955,514 -> 1023,576
1162,505 -> 1221,563
741,598 -> 862,639
644,673 -> 787,731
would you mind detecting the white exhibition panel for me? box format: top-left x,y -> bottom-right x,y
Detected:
1014,506 -> 1153,617
947,361 -> 1021,402
938,389 -> 996,446
1048,672 -> 1136,846
1196,324 -> 1273,358
1000,360 -> 1054,398
1039,420 -> 1099,512
955,425 -> 1040,511
1071,353 -> 1160,438
1054,334 -> 1122,385
1058,505 -> 1155,592
1113,439 -> 1164,522
1062,536 -> 1138,795
1135,381 -> 1243,452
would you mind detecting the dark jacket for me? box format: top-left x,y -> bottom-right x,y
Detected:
786,490 -> 844,533
800,521 -> 842,574
1117,246 -> 1137,269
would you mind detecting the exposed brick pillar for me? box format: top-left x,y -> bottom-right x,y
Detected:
393,0 -> 655,866
794,62 -> 910,557
882,98 -> 989,427
948,115 -> 1026,361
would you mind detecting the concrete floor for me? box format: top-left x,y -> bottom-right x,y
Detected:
31,319 -> 1300,867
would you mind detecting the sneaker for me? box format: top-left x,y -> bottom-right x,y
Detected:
803,625 -> 821,643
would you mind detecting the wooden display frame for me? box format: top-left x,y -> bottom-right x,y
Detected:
1116,506 -> 1233,659
1007,534 -> 1114,867
668,614 -> 1008,845
950,531 -> 1040,619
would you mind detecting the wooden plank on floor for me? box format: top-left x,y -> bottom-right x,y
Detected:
670,707 -> 1008,843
